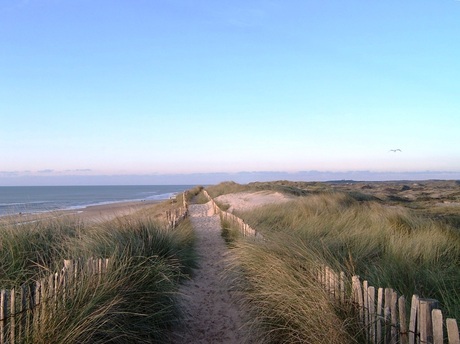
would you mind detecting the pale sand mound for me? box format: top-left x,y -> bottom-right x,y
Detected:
215,191 -> 294,213
169,203 -> 251,344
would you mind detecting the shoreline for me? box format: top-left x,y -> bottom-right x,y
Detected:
1,199 -> 163,225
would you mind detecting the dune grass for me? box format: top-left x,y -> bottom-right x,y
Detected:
234,192 -> 460,321
0,200 -> 196,343
220,217 -> 242,247
0,216 -> 82,288
226,236 -> 360,344
206,180 -> 327,199
209,181 -> 460,341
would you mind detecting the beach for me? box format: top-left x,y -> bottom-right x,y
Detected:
1,200 -> 162,226
73,200 -> 161,222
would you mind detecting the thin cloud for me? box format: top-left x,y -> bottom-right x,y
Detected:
64,169 -> 93,173
0,171 -> 21,176
37,169 -> 55,174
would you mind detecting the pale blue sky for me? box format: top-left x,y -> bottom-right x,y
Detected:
1,0 -> 459,185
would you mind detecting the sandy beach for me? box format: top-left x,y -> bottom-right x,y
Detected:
1,200 -> 162,226
74,200 -> 161,222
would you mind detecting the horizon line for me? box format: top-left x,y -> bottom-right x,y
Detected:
0,170 -> 459,187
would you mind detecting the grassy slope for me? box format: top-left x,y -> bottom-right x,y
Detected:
0,197 -> 196,343
209,181 -> 460,342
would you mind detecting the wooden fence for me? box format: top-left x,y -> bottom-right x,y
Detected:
202,190 -> 262,238
165,192 -> 188,229
0,193 -> 190,343
0,258 -> 110,344
317,265 -> 459,344
205,190 -> 460,344
165,206 -> 188,229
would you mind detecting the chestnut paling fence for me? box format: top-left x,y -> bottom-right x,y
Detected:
0,193 -> 189,343
202,190 -> 261,239
166,192 -> 188,229
204,190 -> 460,344
0,258 -> 111,344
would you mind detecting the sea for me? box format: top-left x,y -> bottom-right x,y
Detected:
0,185 -> 194,217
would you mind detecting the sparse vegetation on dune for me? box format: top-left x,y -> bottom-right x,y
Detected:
212,181 -> 460,341
206,181 -> 251,198
0,200 -> 196,343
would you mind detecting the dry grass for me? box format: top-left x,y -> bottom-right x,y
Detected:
211,181 -> 460,342
0,200 -> 197,343
235,192 -> 460,319
226,235 -> 359,344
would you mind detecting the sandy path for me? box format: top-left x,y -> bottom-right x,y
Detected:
170,202 -> 249,344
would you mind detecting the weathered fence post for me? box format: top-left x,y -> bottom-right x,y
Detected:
377,288 -> 384,344
1,289 -> 7,344
419,299 -> 439,344
384,288 -> 393,343
19,284 -> 29,342
352,276 -> 364,324
446,318 -> 459,344
368,286 -> 376,343
431,309 -> 443,344
390,290 -> 399,344
409,294 -> 419,344
10,288 -> 15,344
399,295 -> 408,344
363,280 -> 369,342
33,280 -> 41,336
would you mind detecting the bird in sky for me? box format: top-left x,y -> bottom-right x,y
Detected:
389,149 -> 402,152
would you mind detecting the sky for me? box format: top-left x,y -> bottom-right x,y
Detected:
1,0 -> 459,185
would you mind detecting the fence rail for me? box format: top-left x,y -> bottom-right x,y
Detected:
205,189 -> 460,344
